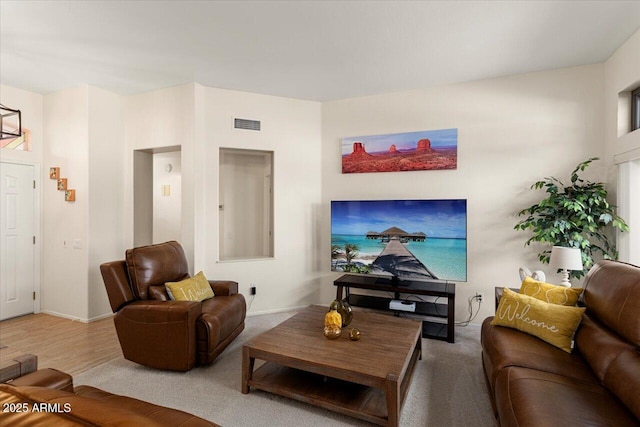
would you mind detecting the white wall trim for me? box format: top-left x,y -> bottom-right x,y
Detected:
246,304 -> 308,317
40,309 -> 90,323
39,309 -> 113,323
87,312 -> 114,322
614,145 -> 640,164
617,161 -> 640,265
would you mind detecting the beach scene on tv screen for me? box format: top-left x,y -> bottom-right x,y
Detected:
331,200 -> 467,282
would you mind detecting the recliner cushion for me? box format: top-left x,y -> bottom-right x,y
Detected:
604,349 -> 640,420
494,367 -> 639,427
197,295 -> 246,354
575,314 -> 640,420
583,261 -> 640,347
126,241 -> 190,300
481,317 -> 596,394
148,285 -> 171,300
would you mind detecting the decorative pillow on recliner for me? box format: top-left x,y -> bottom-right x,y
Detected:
165,271 -> 214,302
520,276 -> 583,306
491,288 -> 585,353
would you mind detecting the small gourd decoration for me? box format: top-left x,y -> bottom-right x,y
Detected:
324,309 -> 342,339
323,325 -> 342,339
324,309 -> 342,327
329,299 -> 353,327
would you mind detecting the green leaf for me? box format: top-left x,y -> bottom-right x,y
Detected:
599,213 -> 612,223
514,157 -> 627,277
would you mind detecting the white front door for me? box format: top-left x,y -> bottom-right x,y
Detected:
0,162 -> 35,320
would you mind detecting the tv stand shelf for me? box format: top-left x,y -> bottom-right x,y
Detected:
334,274 -> 455,343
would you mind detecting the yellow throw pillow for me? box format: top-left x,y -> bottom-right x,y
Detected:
491,288 -> 585,353
165,271 -> 214,302
520,276 -> 583,306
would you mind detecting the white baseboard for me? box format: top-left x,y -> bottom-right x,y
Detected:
40,310 -> 113,323
88,312 -> 114,322
247,305 -> 307,317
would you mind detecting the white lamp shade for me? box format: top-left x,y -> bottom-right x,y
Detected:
549,246 -> 583,271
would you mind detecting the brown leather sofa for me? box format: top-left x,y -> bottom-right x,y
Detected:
100,241 -> 246,372
1,368 -> 218,426
481,260 -> 640,427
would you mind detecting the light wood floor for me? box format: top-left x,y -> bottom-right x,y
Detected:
0,313 -> 122,376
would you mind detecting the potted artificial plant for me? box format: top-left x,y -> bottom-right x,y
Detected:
514,157 -> 629,279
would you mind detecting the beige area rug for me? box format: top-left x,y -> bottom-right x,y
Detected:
75,311 -> 495,426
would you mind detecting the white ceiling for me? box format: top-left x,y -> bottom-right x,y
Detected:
1,1 -> 639,102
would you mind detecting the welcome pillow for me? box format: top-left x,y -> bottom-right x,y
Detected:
165,271 -> 214,302
491,288 -> 585,352
520,276 -> 583,306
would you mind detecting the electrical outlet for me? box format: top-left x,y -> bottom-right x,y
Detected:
250,286 -> 256,296
475,292 -> 484,303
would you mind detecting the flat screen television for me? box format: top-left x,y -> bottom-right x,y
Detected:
331,199 -> 467,282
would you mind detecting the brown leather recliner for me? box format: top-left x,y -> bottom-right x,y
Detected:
100,241 -> 246,372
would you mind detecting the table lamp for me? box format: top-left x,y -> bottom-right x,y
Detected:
549,246 -> 583,287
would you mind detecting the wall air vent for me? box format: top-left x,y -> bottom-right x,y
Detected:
234,118 -> 261,131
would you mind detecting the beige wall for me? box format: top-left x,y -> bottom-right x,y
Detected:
40,85 -> 125,321
321,64 -> 606,322
123,84 -> 323,315
153,150 -> 182,243
195,85 -> 323,314
125,84 -> 196,268
42,85 -> 90,320
87,86 -> 125,319
133,150 -> 153,246
604,28 -> 640,264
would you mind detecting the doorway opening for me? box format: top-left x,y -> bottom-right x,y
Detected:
133,146 -> 182,247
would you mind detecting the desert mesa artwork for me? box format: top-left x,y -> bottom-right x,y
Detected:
341,128 -> 457,173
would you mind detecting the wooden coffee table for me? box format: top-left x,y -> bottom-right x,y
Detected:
242,305 -> 422,427
0,347 -> 38,383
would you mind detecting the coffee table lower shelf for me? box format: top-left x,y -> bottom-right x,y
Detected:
245,346 -> 420,427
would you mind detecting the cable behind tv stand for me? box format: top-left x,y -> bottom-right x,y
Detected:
333,274 -> 455,343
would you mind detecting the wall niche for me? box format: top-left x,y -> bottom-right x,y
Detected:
219,148 -> 274,261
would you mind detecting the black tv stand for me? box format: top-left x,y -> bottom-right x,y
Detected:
333,274 -> 455,343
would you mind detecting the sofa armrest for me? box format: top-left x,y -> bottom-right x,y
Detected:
7,368 -> 73,392
73,385 -> 220,426
119,299 -> 202,322
208,280 -> 239,296
4,385 -> 218,426
114,300 -> 202,371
